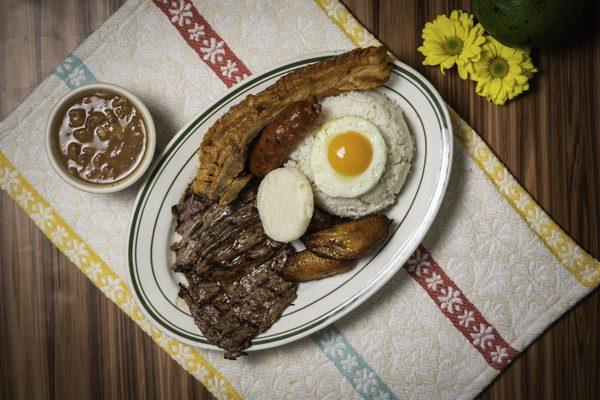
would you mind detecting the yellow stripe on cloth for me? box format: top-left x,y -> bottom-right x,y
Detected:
314,0 -> 375,47
451,113 -> 600,288
316,0 -> 600,288
0,150 -> 242,400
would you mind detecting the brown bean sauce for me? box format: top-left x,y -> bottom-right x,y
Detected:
55,90 -> 147,184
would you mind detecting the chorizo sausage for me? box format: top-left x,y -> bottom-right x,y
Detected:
249,100 -> 320,177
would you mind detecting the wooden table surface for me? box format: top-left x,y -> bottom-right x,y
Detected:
1,0 -> 598,399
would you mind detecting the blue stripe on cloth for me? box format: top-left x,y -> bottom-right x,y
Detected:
53,53 -> 98,88
313,326 -> 398,400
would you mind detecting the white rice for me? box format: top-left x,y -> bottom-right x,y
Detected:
285,90 -> 414,218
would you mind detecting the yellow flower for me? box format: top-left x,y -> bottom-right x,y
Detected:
473,37 -> 538,105
418,10 -> 486,78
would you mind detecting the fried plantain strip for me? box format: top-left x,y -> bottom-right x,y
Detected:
282,250 -> 354,282
305,214 -> 392,260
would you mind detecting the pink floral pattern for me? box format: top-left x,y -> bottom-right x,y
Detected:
154,0 -> 251,87
405,246 -> 519,370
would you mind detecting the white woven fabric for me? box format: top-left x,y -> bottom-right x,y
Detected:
0,1 -> 597,399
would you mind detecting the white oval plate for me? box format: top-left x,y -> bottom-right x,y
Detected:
127,52 -> 453,352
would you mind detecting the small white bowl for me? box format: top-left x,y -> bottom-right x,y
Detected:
45,83 -> 156,194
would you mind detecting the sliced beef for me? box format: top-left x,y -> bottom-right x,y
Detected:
172,182 -> 297,359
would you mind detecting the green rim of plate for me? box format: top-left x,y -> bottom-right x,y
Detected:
127,56 -> 451,347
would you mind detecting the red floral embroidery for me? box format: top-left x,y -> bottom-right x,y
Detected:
405,245 -> 519,370
153,0 -> 251,88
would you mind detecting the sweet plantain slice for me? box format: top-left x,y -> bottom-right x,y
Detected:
283,250 -> 354,282
305,214 -> 392,260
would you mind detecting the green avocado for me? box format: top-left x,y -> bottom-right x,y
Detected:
472,0 -> 586,47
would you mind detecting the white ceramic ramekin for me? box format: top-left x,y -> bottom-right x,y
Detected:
45,83 -> 156,193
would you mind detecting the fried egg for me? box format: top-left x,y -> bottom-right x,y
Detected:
310,116 -> 387,198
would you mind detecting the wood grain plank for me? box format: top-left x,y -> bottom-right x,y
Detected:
0,1 -> 212,399
343,1 -> 600,400
0,1 -> 598,399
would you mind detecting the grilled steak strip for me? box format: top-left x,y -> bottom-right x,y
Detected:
172,183 -> 297,359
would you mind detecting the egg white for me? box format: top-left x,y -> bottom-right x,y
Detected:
310,116 -> 387,198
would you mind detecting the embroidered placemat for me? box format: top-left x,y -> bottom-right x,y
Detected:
1,1 -> 598,399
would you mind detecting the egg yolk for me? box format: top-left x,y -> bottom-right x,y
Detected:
327,131 -> 373,176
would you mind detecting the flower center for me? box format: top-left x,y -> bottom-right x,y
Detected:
443,37 -> 463,55
490,57 -> 509,78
